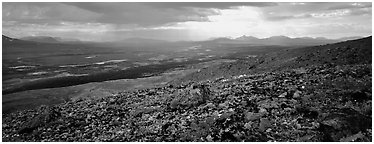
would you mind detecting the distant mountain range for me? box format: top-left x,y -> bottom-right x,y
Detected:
20,36 -> 82,44
4,35 -> 365,47
203,35 -> 365,46
115,37 -> 168,44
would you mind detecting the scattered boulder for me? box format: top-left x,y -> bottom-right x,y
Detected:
318,108 -> 371,141
245,112 -> 262,121
295,106 -> 319,119
293,90 -> 302,99
18,106 -> 61,134
259,118 -> 271,132
278,92 -> 287,98
169,85 -> 211,110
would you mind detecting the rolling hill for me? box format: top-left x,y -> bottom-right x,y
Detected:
20,36 -> 82,44
201,35 -> 365,46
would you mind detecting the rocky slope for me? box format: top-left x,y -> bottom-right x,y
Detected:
2,37 -> 372,142
171,36 -> 372,84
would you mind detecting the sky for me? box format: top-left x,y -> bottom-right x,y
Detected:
2,2 -> 372,41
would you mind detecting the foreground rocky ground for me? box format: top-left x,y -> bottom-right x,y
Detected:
3,63 -> 371,142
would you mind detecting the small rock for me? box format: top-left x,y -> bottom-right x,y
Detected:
206,135 -> 213,141
206,116 -> 215,125
240,101 -> 247,106
281,121 -> 288,125
110,120 -> 121,126
218,103 -> 228,109
109,98 -> 116,103
233,132 -> 243,140
219,112 -> 232,120
212,111 -> 220,117
259,100 -> 279,109
284,108 -> 293,112
259,118 -> 271,132
278,92 -> 287,98
204,103 -> 215,109
228,108 -> 235,112
311,122 -> 320,129
245,112 -> 261,121
258,108 -> 268,115
293,90 -> 302,98
116,130 -> 125,134
3,124 -> 9,128
167,84 -> 174,88
86,114 -> 92,119
266,128 -> 272,133
296,123 -> 302,129
244,122 -> 253,129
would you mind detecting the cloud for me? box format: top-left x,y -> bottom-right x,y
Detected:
143,2 -> 278,9
350,8 -> 372,16
4,3 -> 218,26
2,2 -> 101,24
265,14 -> 312,21
262,2 -> 372,21
2,20 -> 191,41
327,2 -> 371,10
61,3 -> 211,26
64,2 -> 277,26
2,21 -> 113,39
302,23 -> 371,38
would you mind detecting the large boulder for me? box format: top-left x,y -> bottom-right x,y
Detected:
170,84 -> 211,110
318,108 -> 371,141
18,106 -> 61,134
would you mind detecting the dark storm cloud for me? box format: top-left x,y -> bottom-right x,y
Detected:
4,2 -> 228,26
63,2 -> 277,26
64,3 -> 212,26
143,2 -> 278,9
2,2 -> 100,24
65,2 -> 277,12
13,2 -> 369,26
